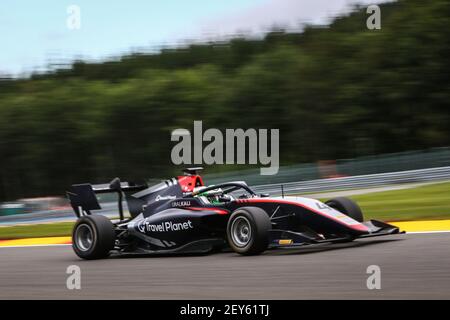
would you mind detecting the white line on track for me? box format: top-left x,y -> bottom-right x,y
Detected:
2,230 -> 450,249
406,230 -> 450,234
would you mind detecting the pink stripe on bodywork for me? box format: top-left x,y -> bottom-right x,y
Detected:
237,198 -> 370,233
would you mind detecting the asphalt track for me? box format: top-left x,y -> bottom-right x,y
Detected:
1,232 -> 449,299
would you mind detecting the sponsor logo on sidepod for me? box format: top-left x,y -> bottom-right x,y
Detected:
155,195 -> 177,201
171,200 -> 191,207
138,219 -> 194,233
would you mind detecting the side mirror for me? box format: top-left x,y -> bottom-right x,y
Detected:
259,193 -> 270,198
109,177 -> 122,191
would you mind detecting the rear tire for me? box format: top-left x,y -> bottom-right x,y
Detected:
72,215 -> 115,260
227,207 -> 271,255
325,197 -> 364,222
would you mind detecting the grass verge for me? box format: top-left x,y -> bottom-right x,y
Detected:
340,181 -> 450,221
0,222 -> 74,240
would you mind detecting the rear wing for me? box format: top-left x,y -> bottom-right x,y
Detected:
66,178 -> 147,220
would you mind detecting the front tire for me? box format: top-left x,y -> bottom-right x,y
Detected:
72,215 -> 116,260
325,197 -> 364,222
227,207 -> 271,255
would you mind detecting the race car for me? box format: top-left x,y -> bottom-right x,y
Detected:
67,168 -> 402,259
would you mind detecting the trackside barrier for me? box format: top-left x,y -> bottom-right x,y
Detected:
204,147 -> 450,186
250,166 -> 450,196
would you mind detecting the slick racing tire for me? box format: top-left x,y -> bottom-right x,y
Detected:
72,215 -> 116,260
227,207 -> 271,255
325,197 -> 364,222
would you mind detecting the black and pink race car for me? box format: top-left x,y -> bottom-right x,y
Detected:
67,168 -> 402,259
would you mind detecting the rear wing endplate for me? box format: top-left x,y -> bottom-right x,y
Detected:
66,179 -> 147,219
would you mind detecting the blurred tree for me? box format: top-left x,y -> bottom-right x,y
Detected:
0,0 -> 448,200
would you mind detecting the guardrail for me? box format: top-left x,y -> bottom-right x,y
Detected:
204,147 -> 450,186
250,166 -> 450,196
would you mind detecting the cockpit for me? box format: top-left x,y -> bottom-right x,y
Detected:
193,187 -> 234,204
189,182 -> 257,205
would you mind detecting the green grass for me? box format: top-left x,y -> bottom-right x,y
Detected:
339,182 -> 450,222
1,182 -> 450,240
0,222 -> 74,240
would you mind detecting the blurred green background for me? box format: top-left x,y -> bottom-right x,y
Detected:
0,0 -> 449,203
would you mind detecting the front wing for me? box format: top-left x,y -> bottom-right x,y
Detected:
269,219 -> 403,248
